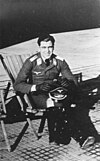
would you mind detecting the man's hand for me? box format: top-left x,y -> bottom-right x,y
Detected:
36,83 -> 51,93
59,78 -> 70,89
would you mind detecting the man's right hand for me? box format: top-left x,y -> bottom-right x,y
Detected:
36,83 -> 51,93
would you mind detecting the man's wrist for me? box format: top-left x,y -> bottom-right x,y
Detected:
31,85 -> 36,92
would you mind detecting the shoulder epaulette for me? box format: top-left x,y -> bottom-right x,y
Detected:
56,55 -> 64,61
29,54 -> 38,62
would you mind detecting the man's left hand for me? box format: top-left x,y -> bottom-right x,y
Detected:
60,78 -> 70,89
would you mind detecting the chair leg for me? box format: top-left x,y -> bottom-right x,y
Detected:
0,90 -> 6,113
26,117 -> 38,139
0,120 -> 11,152
4,82 -> 11,101
38,111 -> 47,136
14,95 -> 39,139
0,89 -> 11,151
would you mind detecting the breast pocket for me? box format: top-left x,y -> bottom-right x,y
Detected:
46,67 -> 59,80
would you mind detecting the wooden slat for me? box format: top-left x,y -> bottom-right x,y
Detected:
16,55 -> 23,69
4,56 -> 15,79
3,53 -> 32,80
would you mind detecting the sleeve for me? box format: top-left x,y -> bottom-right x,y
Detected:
60,60 -> 78,85
13,59 -> 33,94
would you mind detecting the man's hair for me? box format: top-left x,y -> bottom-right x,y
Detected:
37,33 -> 55,46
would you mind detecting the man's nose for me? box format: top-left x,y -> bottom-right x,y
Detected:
45,47 -> 50,52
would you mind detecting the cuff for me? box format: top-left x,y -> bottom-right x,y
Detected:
31,85 -> 36,92
46,98 -> 54,108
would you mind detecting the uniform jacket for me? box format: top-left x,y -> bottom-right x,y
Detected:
14,52 -> 77,94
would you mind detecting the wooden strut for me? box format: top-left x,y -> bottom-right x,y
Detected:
0,120 -> 11,152
0,89 -> 11,152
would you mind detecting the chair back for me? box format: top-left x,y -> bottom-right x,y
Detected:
74,73 -> 82,83
0,53 -> 33,84
0,52 -> 34,110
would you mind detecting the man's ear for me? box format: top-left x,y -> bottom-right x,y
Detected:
52,46 -> 54,51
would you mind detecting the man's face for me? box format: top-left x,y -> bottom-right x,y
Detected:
39,41 -> 54,60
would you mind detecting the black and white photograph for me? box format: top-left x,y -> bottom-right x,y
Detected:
0,0 -> 100,160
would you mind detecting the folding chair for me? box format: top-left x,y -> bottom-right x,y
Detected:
0,53 -> 46,151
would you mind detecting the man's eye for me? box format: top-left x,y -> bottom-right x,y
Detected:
41,46 -> 46,49
49,46 -> 53,49
41,46 -> 53,49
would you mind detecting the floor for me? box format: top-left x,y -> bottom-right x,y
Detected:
0,101 -> 100,161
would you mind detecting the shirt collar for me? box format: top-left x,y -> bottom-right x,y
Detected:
41,55 -> 52,63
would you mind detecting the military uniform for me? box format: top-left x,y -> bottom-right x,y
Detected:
14,52 -> 77,109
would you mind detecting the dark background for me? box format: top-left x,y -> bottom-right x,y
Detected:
0,0 -> 100,49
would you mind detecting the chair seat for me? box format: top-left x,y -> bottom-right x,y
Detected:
26,108 -> 38,114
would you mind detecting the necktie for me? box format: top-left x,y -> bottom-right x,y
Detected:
45,59 -> 50,66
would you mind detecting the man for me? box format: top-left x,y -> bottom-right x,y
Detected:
14,34 -> 99,147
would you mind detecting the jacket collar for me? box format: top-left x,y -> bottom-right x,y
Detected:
36,52 -> 57,72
